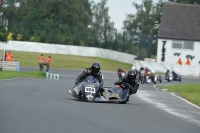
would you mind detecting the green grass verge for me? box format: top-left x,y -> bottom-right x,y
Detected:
1,50 -> 132,72
0,71 -> 45,79
0,50 -> 132,79
157,84 -> 200,107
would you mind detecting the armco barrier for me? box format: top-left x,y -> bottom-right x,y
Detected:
43,72 -> 60,80
0,61 -> 20,71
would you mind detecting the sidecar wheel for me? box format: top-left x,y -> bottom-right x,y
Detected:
119,101 -> 127,104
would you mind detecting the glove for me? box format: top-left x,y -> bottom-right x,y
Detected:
75,81 -> 79,85
99,83 -> 104,89
114,81 -> 120,85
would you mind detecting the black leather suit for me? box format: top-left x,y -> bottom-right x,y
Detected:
115,74 -> 139,95
75,67 -> 104,86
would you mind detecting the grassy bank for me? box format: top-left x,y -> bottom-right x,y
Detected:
0,71 -> 45,80
0,50 -> 132,79
157,84 -> 200,107
0,50 -> 132,72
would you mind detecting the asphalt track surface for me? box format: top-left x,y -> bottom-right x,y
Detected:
0,67 -> 200,133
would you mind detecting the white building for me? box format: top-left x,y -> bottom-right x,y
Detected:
157,3 -> 200,67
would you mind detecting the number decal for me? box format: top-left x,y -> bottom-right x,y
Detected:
85,87 -> 95,93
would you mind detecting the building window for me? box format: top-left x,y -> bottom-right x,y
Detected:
183,41 -> 194,50
172,40 -> 194,50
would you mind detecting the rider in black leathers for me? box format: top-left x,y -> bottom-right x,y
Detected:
74,62 -> 104,96
165,69 -> 170,79
172,71 -> 178,79
114,69 -> 140,95
165,70 -> 178,80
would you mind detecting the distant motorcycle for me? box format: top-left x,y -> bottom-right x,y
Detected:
117,68 -> 126,80
140,70 -> 146,84
166,72 -> 182,82
146,75 -> 157,84
145,70 -> 162,84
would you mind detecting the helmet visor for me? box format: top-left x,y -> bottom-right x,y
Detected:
93,67 -> 100,73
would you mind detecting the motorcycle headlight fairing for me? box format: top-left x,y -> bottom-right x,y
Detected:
169,77 -> 173,81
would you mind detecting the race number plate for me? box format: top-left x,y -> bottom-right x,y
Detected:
85,87 -> 95,93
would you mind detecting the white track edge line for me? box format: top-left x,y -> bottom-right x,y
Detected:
154,85 -> 200,110
171,93 -> 200,110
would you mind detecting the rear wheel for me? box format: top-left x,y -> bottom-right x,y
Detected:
158,76 -> 162,83
179,77 -> 182,82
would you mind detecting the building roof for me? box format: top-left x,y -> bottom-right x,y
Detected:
158,3 -> 200,41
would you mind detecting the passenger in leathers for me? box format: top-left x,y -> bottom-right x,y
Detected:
75,62 -> 104,96
114,69 -> 140,95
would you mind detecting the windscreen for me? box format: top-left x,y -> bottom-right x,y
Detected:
84,76 -> 97,83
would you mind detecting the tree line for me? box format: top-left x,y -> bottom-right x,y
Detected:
0,0 -> 199,57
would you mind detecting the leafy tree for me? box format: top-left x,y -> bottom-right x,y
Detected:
123,0 -> 159,56
0,25 -> 8,42
168,0 -> 200,4
91,0 -> 115,48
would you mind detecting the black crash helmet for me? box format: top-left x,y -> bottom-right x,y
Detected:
91,62 -> 100,74
127,70 -> 137,81
140,67 -> 144,71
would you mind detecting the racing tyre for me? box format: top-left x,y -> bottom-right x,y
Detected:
179,77 -> 182,82
119,101 -> 127,104
158,76 -> 162,83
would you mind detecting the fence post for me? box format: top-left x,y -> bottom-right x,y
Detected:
147,35 -> 152,58
122,31 -> 125,52
114,29 -> 117,50
16,62 -> 20,71
104,29 -> 107,49
129,31 -> 133,54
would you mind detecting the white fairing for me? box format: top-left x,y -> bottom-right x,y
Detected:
151,70 -> 155,74
154,76 -> 157,81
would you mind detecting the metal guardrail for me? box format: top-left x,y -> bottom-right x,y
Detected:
0,61 -> 20,71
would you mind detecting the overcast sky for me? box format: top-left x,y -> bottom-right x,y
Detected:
92,0 -> 159,30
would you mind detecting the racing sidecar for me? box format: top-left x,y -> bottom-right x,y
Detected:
166,72 -> 182,82
68,75 -> 131,104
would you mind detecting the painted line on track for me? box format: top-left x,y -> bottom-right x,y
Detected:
137,90 -> 200,128
0,78 -> 22,82
171,93 -> 200,110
